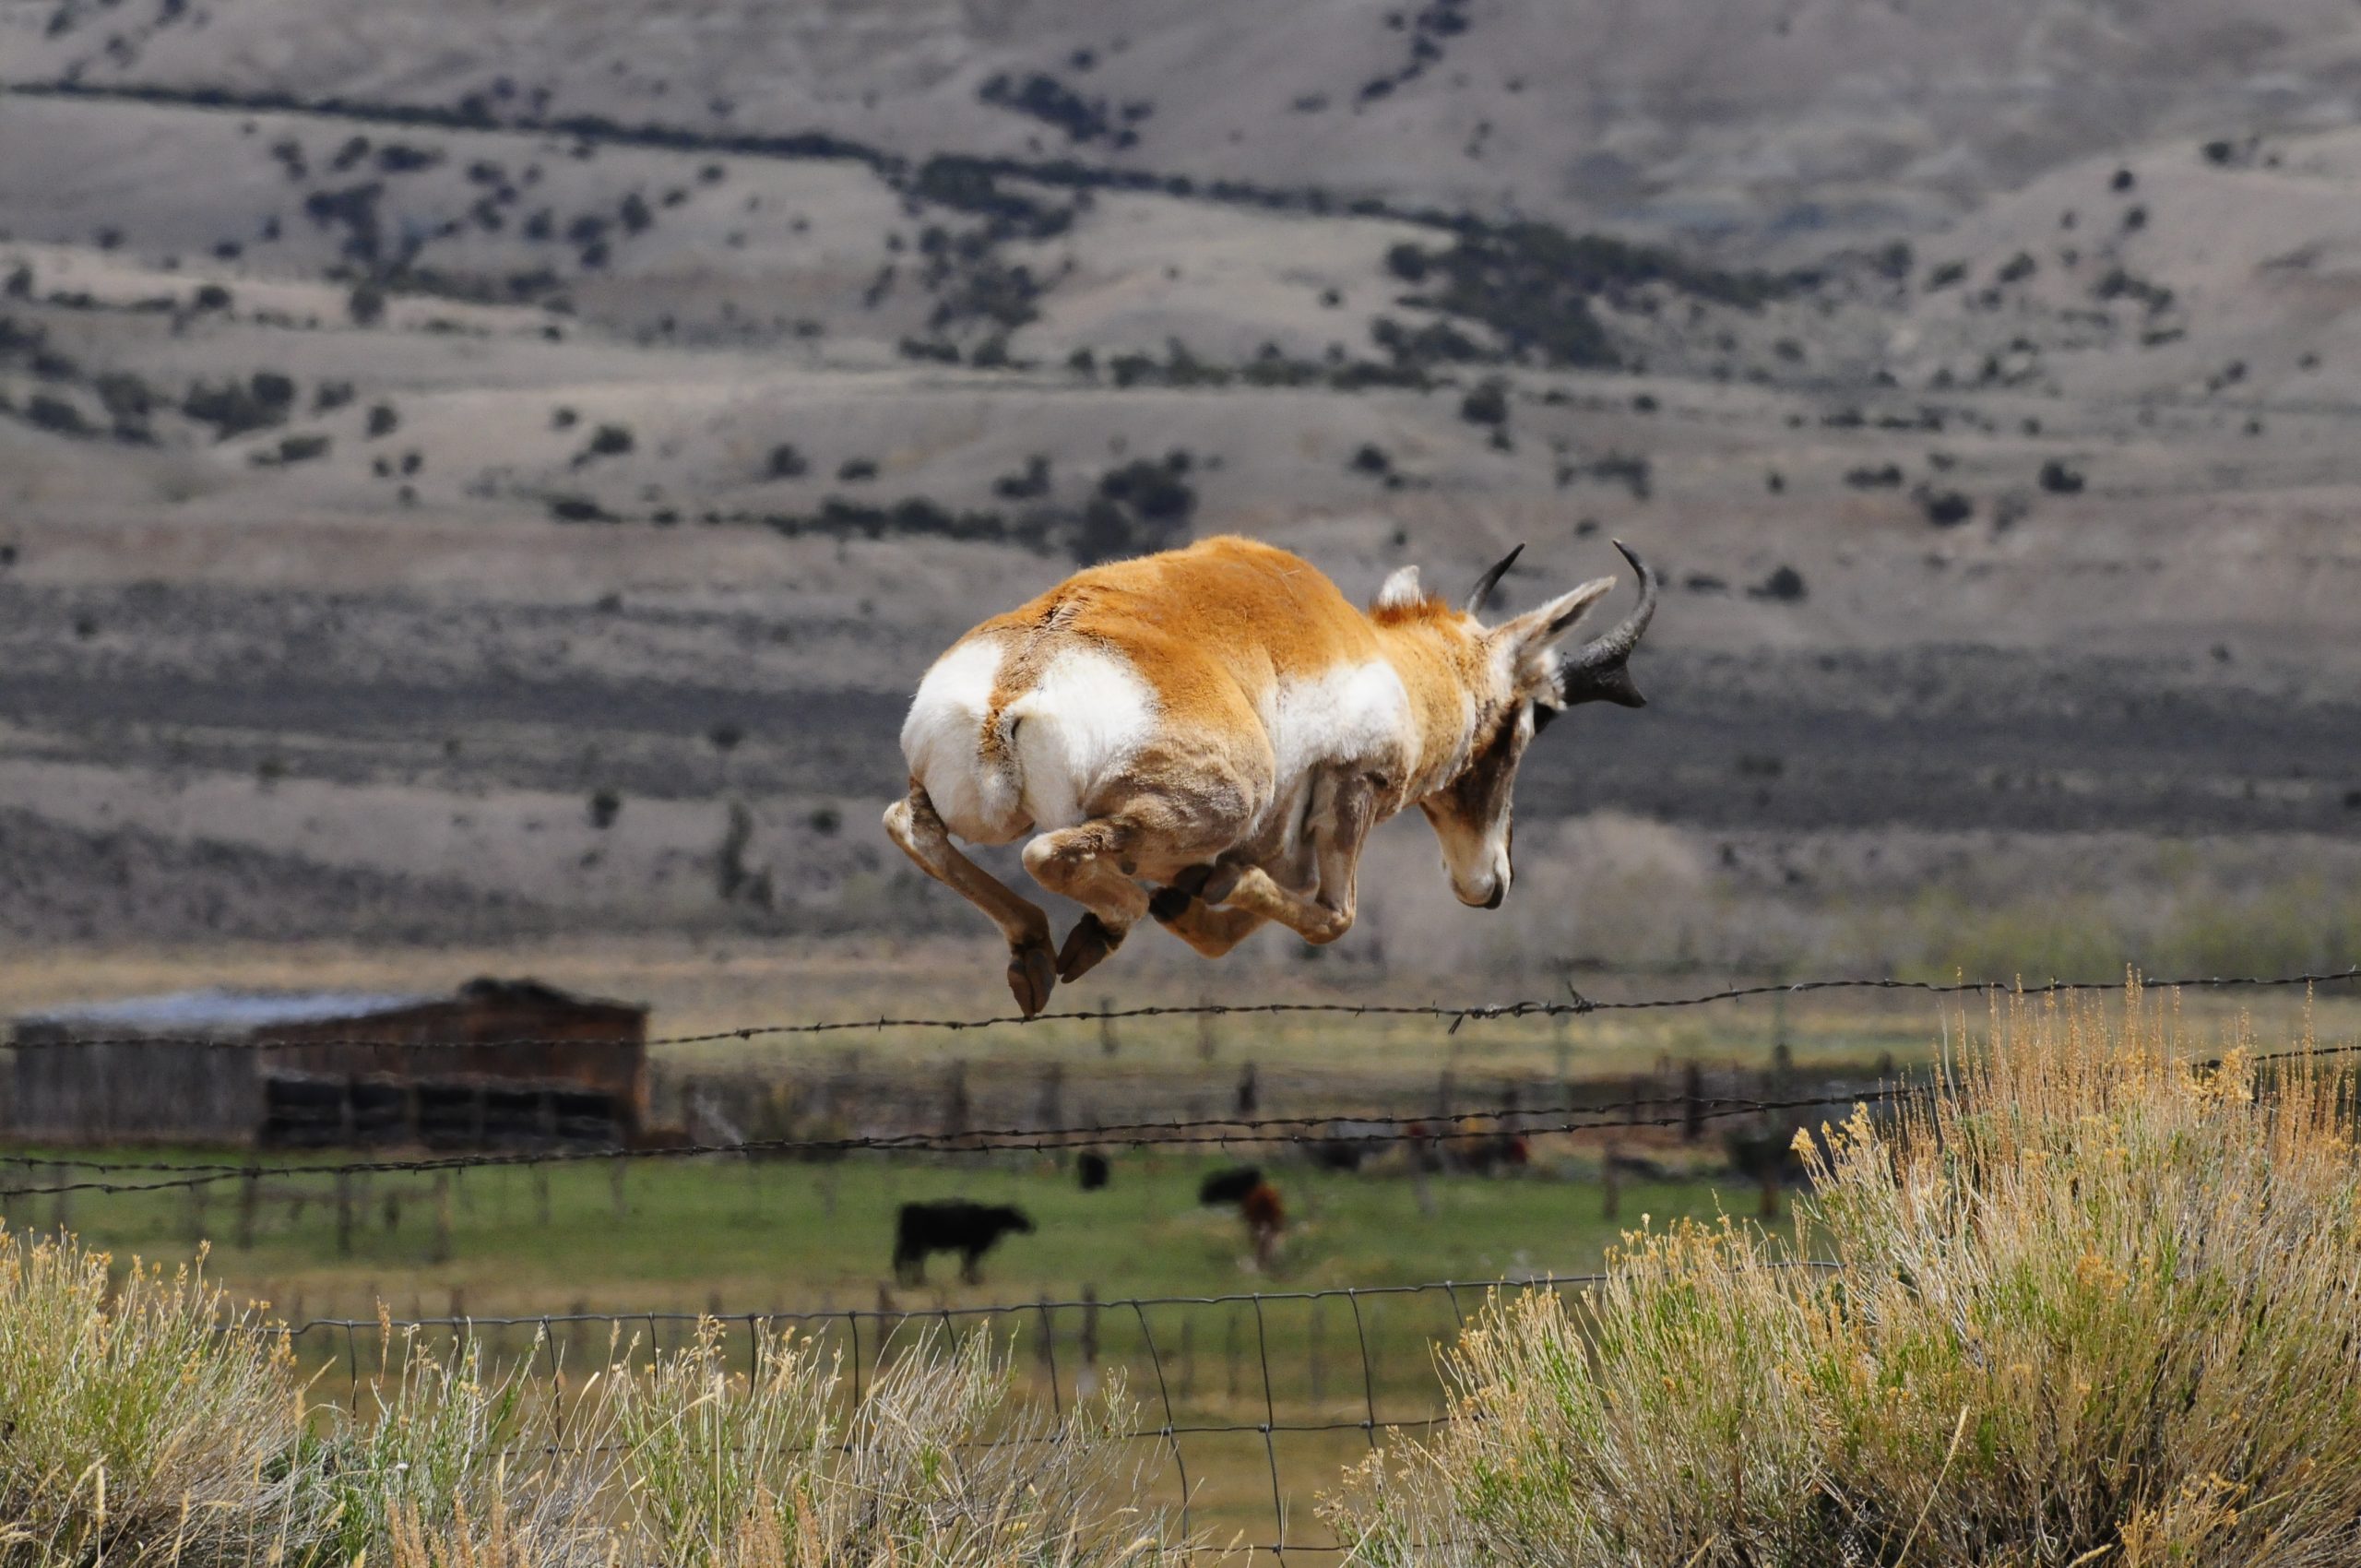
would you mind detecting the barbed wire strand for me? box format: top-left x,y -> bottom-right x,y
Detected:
1,967 -> 2353,1197
12,965 -> 2355,1054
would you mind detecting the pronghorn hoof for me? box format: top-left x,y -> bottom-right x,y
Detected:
1008,942 -> 1057,1017
1056,913 -> 1124,983
1198,863 -> 1244,906
1146,885 -> 1196,923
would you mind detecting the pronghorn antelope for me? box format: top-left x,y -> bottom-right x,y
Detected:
884,535 -> 1658,1015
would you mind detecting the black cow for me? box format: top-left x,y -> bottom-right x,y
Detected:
892,1200 -> 1034,1286
1077,1151 -> 1110,1190
1199,1165 -> 1264,1206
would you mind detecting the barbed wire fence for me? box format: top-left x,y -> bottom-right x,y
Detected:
0,964 -> 2352,1199
3,964 -> 2355,1558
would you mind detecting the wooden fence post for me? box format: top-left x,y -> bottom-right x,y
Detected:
49,1163 -> 70,1238
430,1172 -> 453,1264
236,1171 -> 259,1249
1310,1297 -> 1326,1401
943,1059 -> 970,1142
1078,1284 -> 1101,1396
336,1171 -> 355,1257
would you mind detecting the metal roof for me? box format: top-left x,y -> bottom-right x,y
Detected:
15,988 -> 438,1034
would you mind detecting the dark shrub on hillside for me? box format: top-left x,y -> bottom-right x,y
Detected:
94,372 -> 153,425
1386,222 -> 1773,370
348,284 -> 386,326
256,433 -> 330,465
1068,455 -> 1197,565
182,373 -> 296,439
898,338 -> 960,363
1845,464 -> 1904,489
906,159 -> 1074,241
302,183 -> 386,263
1916,487 -> 1974,527
978,71 -> 1135,148
2038,459 -> 2085,494
365,402 -> 399,438
766,444 -> 809,480
1749,564 -> 1807,602
836,457 -> 878,482
23,393 -> 90,436
992,454 -> 1052,501
193,283 -> 233,312
375,142 -> 442,173
586,423 -> 635,458
587,789 -> 622,829
1459,379 -> 1510,426
549,495 -> 614,523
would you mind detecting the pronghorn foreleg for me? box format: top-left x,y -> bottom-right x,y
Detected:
1202,770 -> 1380,946
884,783 -> 1059,1016
1020,815 -> 1159,983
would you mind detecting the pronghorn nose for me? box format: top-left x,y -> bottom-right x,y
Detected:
1480,881 -> 1506,910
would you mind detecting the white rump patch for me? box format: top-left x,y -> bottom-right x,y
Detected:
1002,645 -> 1157,831
1373,565 -> 1426,612
900,636 -> 1021,842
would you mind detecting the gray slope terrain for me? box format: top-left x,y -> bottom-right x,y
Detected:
0,0 -> 2356,963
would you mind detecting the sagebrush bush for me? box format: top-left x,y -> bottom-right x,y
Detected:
0,1240 -> 325,1565
1328,984 -> 2361,1567
0,1235 -> 1183,1568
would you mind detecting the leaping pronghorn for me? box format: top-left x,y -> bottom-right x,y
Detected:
884,534 -> 1658,1015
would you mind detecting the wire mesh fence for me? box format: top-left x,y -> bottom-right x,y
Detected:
271,1271 -> 1845,1559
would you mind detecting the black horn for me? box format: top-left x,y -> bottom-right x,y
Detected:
1464,543 -> 1525,616
1558,540 -> 1658,707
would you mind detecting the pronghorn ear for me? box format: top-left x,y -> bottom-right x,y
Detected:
1494,576 -> 1616,658
1371,564 -> 1425,612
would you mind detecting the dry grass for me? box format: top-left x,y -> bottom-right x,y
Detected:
1326,982 -> 2361,1566
0,1233 -> 1188,1567
374,1323 -> 1186,1568
0,1240 -> 325,1566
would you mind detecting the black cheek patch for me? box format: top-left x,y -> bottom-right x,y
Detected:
1531,705 -> 1560,735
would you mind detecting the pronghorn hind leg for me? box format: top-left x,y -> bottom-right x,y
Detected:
884,784 -> 1058,1016
1152,896 -> 1270,957
1021,815 -> 1160,984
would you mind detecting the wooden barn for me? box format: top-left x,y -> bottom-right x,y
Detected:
7,978 -> 648,1148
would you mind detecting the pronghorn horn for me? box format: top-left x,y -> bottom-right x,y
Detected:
1558,540 -> 1659,707
1464,543 -> 1525,616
